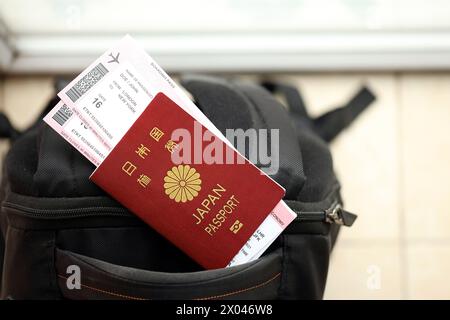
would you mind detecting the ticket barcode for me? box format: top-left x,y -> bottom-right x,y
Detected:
52,103 -> 73,126
65,63 -> 109,102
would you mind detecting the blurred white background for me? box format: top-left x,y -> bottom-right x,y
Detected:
2,0 -> 450,73
1,0 -> 450,300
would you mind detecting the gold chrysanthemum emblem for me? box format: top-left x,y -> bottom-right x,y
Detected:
164,165 -> 201,203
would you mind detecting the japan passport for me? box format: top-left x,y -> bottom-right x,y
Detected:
90,93 -> 285,269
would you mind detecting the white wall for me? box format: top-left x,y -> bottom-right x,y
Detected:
2,0 -> 450,73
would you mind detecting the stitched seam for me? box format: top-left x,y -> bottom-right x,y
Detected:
195,272 -> 281,300
57,272 -> 281,300
57,275 -> 148,300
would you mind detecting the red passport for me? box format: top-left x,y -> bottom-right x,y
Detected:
90,93 -> 285,269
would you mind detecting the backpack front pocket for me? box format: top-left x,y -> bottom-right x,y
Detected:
55,248 -> 283,300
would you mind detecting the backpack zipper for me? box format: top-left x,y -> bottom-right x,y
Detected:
295,202 -> 357,227
3,200 -> 356,226
2,202 -> 131,219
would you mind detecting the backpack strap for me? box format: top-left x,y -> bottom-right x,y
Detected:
262,81 -> 376,143
262,81 -> 309,119
313,86 -> 375,142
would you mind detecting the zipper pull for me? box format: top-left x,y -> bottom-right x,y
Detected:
325,204 -> 357,227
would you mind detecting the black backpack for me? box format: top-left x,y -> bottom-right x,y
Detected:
0,76 -> 374,300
